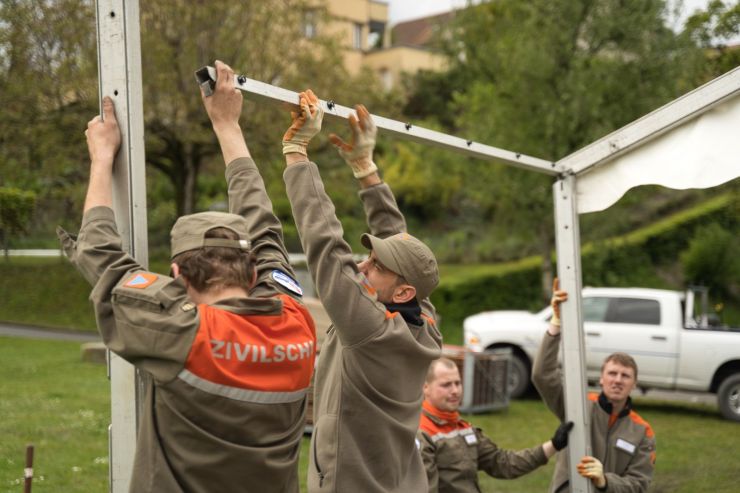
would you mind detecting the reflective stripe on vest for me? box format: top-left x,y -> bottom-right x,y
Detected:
181,295 -> 316,401
178,368 -> 308,404
429,426 -> 475,443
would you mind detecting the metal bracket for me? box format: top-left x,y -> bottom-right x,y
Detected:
194,65 -> 564,176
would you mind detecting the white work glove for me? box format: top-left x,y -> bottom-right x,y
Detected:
577,456 -> 607,489
329,104 -> 378,179
282,89 -> 323,156
550,277 -> 568,327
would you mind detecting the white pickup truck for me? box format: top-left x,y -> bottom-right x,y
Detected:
463,286 -> 740,421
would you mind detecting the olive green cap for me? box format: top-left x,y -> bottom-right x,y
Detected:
170,212 -> 251,259
361,232 -> 439,300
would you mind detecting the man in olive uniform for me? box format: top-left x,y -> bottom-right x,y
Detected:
281,91 -> 443,492
418,358 -> 572,493
58,61 -> 316,492
532,280 -> 656,492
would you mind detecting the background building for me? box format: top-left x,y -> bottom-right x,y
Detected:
312,0 -> 449,89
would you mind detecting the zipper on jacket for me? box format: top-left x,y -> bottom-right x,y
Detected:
312,426 -> 325,487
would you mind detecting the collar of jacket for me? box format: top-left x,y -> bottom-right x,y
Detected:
209,296 -> 283,315
597,391 -> 633,418
422,399 -> 461,425
383,299 -> 423,325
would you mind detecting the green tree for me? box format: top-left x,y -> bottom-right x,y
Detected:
0,0 -> 97,198
0,187 -> 36,258
1,1 -> 400,249
684,0 -> 740,77
402,0 -> 708,300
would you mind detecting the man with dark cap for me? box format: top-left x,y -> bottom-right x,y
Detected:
281,90 -> 443,492
57,61 -> 315,492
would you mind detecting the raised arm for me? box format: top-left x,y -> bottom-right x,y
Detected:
531,279 -> 569,420
58,99 -> 196,382
283,94 -> 398,345
201,61 -> 296,298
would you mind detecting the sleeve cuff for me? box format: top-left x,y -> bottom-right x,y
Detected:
283,160 -> 315,179
535,444 -> 548,464
357,181 -> 388,199
225,157 -> 257,179
81,206 -> 115,229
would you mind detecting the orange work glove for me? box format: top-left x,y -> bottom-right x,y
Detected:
282,89 -> 323,156
329,104 -> 378,179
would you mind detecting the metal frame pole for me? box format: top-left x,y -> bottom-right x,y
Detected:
95,1 -> 148,491
553,174 -> 593,493
195,66 -> 563,176
462,350 -> 475,411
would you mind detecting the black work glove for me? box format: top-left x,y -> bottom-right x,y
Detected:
551,421 -> 574,451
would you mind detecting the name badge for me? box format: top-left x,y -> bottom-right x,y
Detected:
615,438 -> 636,454
464,433 -> 478,445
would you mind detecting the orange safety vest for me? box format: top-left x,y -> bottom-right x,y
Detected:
179,295 -> 316,404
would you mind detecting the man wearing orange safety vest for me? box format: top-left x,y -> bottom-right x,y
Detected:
58,61 -> 316,492
281,91 -> 443,492
532,280 -> 656,492
418,358 -> 572,493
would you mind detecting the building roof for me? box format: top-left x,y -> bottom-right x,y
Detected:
392,11 -> 454,48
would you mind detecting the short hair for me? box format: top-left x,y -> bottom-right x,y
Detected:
172,227 -> 256,293
601,352 -> 638,380
425,357 -> 458,384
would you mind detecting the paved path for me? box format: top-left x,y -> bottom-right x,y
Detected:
0,322 -> 100,342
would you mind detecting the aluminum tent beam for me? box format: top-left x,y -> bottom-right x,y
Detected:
96,1 -> 148,492
560,66 -> 740,176
195,66 -> 563,176
553,174 -> 593,493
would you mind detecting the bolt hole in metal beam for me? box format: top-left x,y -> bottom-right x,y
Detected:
193,65 -> 563,176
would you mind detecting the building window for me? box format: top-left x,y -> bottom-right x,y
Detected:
368,20 -> 386,50
353,23 -> 363,50
303,11 -> 317,39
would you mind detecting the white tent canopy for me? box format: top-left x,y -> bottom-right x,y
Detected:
557,66 -> 740,213
577,93 -> 740,213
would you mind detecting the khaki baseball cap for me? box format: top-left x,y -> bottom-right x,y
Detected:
170,212 -> 251,259
361,232 -> 439,300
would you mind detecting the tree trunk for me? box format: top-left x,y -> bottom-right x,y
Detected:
172,144 -> 200,217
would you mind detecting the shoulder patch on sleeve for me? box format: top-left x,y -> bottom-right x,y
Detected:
271,270 -> 303,296
123,272 -> 158,289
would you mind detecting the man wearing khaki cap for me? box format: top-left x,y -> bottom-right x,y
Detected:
282,91 -> 443,492
58,61 -> 315,492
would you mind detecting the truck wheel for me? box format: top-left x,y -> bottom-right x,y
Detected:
718,374 -> 740,422
508,355 -> 530,399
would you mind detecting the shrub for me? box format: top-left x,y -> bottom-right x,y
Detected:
681,222 -> 740,299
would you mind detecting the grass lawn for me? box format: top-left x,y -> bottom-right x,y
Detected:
2,337 -> 739,492
0,337 -> 110,493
